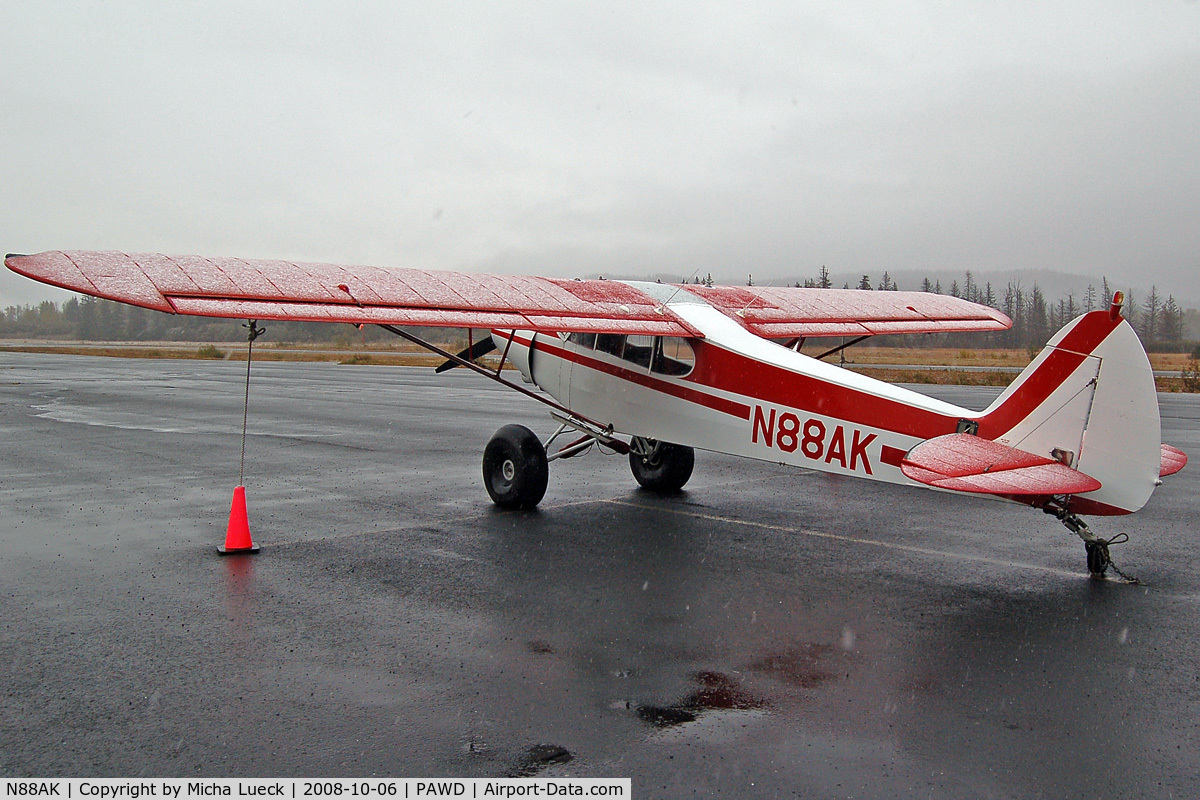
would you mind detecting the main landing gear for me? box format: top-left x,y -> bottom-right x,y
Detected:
629,436 -> 695,493
1045,503 -> 1136,583
482,424 -> 549,509
482,418 -> 695,509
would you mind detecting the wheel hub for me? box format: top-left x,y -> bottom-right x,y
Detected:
501,459 -> 516,482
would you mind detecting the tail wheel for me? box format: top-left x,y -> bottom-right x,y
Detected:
1085,540 -> 1111,577
483,424 -> 549,509
629,437 -> 694,492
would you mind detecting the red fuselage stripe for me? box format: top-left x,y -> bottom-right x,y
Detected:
519,334 -> 752,420
976,312 -> 1120,437
692,342 -> 955,437
513,310 -> 1121,444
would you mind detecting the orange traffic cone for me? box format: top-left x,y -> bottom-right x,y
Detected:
217,485 -> 260,555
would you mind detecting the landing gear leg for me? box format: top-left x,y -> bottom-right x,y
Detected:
1044,504 -> 1136,582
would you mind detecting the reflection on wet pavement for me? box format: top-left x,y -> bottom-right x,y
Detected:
748,642 -> 839,688
505,744 -> 573,777
633,671 -> 765,728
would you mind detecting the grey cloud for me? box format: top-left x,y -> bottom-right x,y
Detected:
1,1 -> 1197,308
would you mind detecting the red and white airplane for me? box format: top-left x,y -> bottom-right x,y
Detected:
6,251 -> 1187,578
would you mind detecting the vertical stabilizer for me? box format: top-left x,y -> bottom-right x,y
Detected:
979,306 -> 1160,515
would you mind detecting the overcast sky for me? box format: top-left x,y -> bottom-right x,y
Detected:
3,1 -> 1198,308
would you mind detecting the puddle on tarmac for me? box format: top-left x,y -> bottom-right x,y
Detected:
632,670 -> 765,729
505,744 -> 573,777
626,644 -> 846,730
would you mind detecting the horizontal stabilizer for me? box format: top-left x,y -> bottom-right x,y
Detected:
1161,444 -> 1188,478
901,433 -> 1102,497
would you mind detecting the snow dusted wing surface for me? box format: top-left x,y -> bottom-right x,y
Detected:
901,433 -> 1102,496
4,251 -> 700,337
685,285 -> 1012,337
6,251 -> 1011,339
1161,444 -> 1188,478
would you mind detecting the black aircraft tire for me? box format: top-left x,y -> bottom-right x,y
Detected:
483,424 -> 549,509
1085,541 -> 1110,577
629,440 -> 695,493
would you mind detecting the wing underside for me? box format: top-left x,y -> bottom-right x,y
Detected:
6,251 -> 1012,338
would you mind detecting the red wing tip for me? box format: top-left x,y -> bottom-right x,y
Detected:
1160,444 -> 1188,478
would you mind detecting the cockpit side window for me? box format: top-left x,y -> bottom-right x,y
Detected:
622,335 -> 655,370
595,333 -> 625,357
567,332 -> 597,349
588,333 -> 694,377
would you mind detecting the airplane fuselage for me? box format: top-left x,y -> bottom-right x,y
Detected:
496,282 -> 1165,517
500,299 -> 975,493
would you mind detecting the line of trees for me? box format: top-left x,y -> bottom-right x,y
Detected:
790,268 -> 1191,352
0,296 -> 376,344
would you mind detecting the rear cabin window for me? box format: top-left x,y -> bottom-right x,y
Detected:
652,336 -> 695,376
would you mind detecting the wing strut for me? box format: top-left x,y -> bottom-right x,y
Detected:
376,324 -> 609,431
434,335 -> 499,373
815,335 -> 871,362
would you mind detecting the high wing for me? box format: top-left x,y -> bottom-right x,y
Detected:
5,251 -> 1011,338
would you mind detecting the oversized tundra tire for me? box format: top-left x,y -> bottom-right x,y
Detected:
483,424 -> 549,509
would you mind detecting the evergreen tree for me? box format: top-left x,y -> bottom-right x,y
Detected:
126,306 -> 149,339
77,296 -> 99,340
1027,285 -> 1049,348
858,275 -> 872,290
1162,296 -> 1182,343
